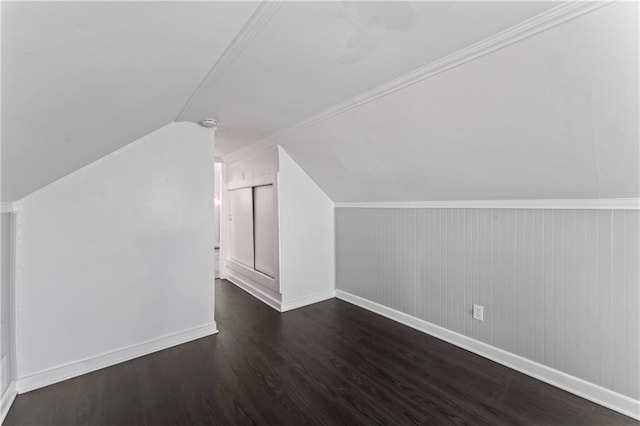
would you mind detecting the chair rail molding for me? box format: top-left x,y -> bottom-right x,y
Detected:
334,198 -> 640,210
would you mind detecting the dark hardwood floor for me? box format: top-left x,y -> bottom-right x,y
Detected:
6,279 -> 638,425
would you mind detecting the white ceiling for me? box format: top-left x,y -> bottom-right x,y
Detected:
179,1 -> 558,157
2,1 -> 259,201
279,2 -> 639,201
4,1 -> 635,203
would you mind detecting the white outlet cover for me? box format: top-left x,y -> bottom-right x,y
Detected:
473,304 -> 484,321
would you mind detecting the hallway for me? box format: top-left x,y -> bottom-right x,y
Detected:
5,279 -> 636,425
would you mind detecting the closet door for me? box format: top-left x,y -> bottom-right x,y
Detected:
253,185 -> 276,278
229,187 -> 254,268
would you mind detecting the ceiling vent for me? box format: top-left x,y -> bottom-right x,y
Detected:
200,118 -> 218,129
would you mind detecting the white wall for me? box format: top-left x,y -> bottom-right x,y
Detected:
336,206 -> 640,418
227,147 -> 278,183
1,213 -> 16,395
278,147 -> 334,310
280,2 -> 639,202
1,214 -> 11,363
15,122 -> 216,390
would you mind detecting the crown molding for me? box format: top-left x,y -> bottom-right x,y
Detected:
222,0 -> 610,165
176,1 -> 282,121
334,198 -> 640,210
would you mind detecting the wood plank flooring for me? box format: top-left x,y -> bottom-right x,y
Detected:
5,279 -> 638,425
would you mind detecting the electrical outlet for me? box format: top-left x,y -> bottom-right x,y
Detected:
473,304 -> 484,321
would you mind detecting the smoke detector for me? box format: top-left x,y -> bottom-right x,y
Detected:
200,118 -> 218,129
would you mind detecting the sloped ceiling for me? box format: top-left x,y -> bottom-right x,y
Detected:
2,1 -> 259,201
179,1 -> 559,157
278,2 -> 639,201
4,1 -> 637,203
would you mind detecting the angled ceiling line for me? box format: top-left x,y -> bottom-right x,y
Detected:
174,1 -> 282,122
222,0 -> 610,165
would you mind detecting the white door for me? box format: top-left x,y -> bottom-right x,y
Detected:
228,188 -> 254,268
253,185 -> 276,278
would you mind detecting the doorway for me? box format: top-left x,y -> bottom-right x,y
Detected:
1,211 -> 16,403
214,162 -> 222,279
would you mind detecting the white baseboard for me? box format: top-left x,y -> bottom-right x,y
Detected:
226,272 -> 282,312
225,273 -> 335,313
1,381 -> 17,423
15,323 -> 217,394
335,290 -> 640,421
226,259 -> 279,293
281,289 -> 336,312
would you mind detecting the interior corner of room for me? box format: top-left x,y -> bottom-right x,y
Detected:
1,0 -> 639,424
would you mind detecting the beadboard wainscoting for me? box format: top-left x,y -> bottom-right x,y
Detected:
335,207 -> 639,418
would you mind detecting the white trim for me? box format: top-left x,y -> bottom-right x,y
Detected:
226,174 -> 276,191
222,1 -> 609,164
219,163 -> 229,279
15,323 -> 217,394
335,198 -> 640,210
2,209 -> 19,413
227,258 -> 278,292
335,290 -> 640,421
225,271 -> 335,313
1,381 -> 17,423
13,210 -> 23,394
175,1 -> 281,121
281,289 -> 336,312
0,203 -> 14,213
225,272 -> 282,312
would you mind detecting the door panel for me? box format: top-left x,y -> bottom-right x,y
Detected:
229,188 -> 254,268
253,185 -> 276,278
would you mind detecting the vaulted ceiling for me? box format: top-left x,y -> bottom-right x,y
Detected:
1,1 -> 259,201
3,1 -> 638,202
178,1 -> 559,156
278,1 -> 639,201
